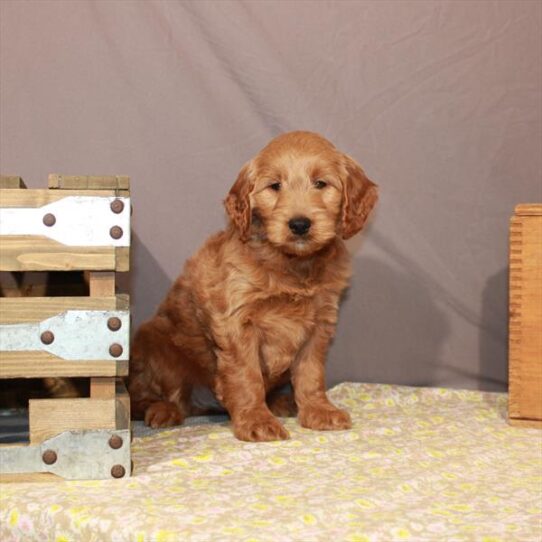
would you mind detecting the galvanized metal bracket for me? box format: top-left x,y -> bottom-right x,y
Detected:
0,310 -> 130,360
0,196 -> 130,247
0,429 -> 131,480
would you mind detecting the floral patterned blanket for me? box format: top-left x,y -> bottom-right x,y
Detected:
1,383 -> 541,541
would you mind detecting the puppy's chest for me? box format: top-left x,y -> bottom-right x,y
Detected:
247,290 -> 319,356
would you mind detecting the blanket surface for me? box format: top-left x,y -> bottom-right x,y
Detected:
1,383 -> 541,541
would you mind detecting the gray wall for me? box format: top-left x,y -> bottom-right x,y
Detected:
1,0 -> 541,391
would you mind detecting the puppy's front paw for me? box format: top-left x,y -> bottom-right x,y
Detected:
144,401 -> 183,429
233,412 -> 290,442
298,405 -> 352,431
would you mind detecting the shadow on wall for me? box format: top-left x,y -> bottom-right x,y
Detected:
125,232 -> 172,332
478,267 -> 508,392
328,255 -> 451,389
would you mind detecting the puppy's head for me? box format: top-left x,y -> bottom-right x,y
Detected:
225,131 -> 377,255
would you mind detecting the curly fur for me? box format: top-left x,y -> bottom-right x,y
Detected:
128,131 -> 378,441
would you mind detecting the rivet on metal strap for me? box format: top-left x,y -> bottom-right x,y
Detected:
43,213 -> 56,227
111,464 -> 126,478
109,343 -> 123,358
107,317 -> 122,331
40,330 -> 55,345
109,435 -> 123,449
110,226 -> 123,240
42,449 -> 57,465
110,199 -> 124,214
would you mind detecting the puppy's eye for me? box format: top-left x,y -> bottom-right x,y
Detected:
314,180 -> 327,189
269,182 -> 281,191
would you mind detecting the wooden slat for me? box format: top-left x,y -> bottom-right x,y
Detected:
0,176 -> 26,189
115,379 -> 130,429
88,271 -> 116,296
29,397 -> 116,444
0,294 -> 128,324
0,472 -> 62,483
0,188 -> 120,207
48,174 -> 130,191
0,237 -> 129,272
508,418 -> 542,429
515,204 -> 542,216
508,214 -> 542,424
0,353 -> 128,378
91,377 -> 117,399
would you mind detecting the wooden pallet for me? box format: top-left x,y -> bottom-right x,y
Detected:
0,174 -> 132,480
508,204 -> 542,429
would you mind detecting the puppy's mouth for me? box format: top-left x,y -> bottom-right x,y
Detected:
280,234 -> 322,256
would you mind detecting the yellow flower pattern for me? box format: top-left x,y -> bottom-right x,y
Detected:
0,383 -> 541,541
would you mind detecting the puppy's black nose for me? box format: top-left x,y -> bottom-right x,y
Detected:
288,216 -> 312,236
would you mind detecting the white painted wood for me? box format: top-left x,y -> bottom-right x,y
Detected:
0,196 -> 130,247
0,310 -> 129,360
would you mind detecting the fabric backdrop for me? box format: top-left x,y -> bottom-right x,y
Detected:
1,0 -> 541,392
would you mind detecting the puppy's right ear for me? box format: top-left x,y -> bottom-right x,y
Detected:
224,162 -> 254,241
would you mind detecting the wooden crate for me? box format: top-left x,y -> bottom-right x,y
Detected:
0,174 -> 132,480
509,204 -> 542,428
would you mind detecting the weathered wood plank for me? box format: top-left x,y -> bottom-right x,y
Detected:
48,174 -> 130,191
0,237 -> 121,271
0,176 -> 26,189
88,271 -> 116,297
29,398 -> 117,444
0,352 -> 128,378
508,212 -> 542,425
0,188 -> 119,207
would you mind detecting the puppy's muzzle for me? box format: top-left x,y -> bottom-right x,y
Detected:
288,216 -> 312,236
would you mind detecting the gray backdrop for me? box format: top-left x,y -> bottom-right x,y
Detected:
1,0 -> 541,392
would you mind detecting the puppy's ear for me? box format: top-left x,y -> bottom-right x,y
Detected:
340,154 -> 378,240
224,162 -> 254,241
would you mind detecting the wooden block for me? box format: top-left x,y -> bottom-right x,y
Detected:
88,271 -> 116,297
91,377 -> 117,399
0,236 -> 120,272
0,472 -> 63,484
48,174 -> 130,191
515,204 -> 542,216
115,379 -> 131,429
0,353 -> 128,378
0,176 -> 26,189
509,205 -> 542,426
29,397 -> 116,444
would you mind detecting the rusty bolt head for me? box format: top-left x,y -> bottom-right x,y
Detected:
42,449 -> 57,465
109,343 -> 123,358
43,213 -> 56,227
107,317 -> 122,332
110,226 -> 123,240
110,199 -> 124,214
111,464 -> 126,478
40,330 -> 55,345
109,434 -> 123,449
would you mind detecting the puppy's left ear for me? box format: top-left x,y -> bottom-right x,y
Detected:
340,154 -> 378,240
224,162 -> 254,241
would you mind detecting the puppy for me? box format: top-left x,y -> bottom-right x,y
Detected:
128,131 -> 377,441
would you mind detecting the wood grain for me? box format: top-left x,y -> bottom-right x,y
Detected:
508,210 -> 542,426
89,271 -> 116,296
0,236 -> 129,272
29,397 -> 116,444
48,174 -> 130,191
0,353 -> 128,378
0,176 -> 26,189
